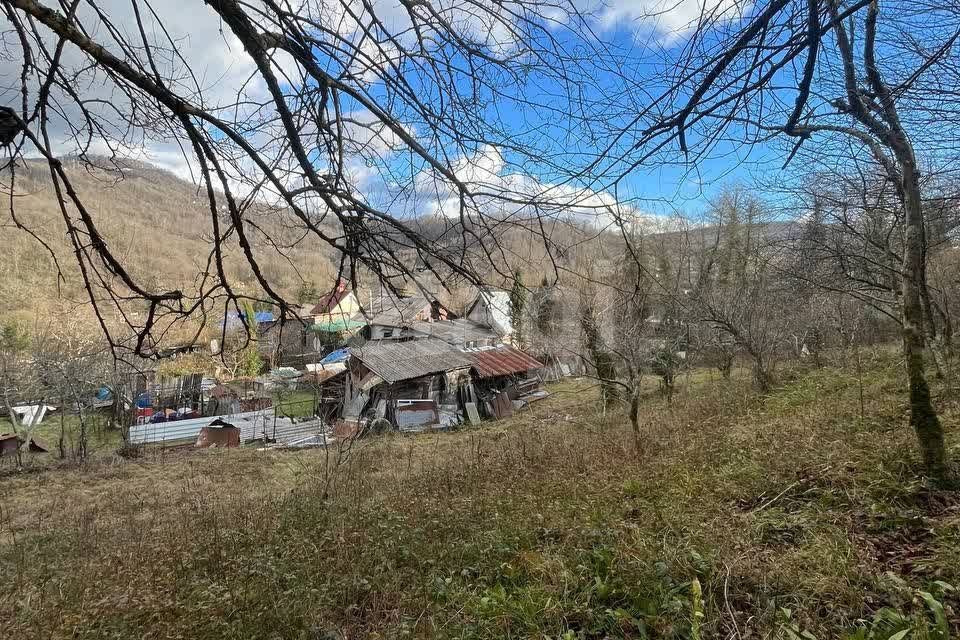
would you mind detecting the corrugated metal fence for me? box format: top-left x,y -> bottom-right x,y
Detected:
129,411 -> 332,447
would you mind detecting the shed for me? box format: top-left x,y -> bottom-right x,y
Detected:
0,433 -> 48,457
466,346 -> 547,419
343,338 -> 473,431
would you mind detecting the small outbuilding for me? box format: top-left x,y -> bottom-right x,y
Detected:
342,338 -> 474,432
467,345 -> 547,418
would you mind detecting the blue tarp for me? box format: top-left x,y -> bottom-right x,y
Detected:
320,348 -> 350,364
223,310 -> 275,330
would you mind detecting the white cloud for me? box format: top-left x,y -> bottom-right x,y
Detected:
2,0 -> 734,221
576,0 -> 750,42
414,144 -> 654,230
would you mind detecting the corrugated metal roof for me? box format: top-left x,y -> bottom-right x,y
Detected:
128,409 -> 273,444
363,291 -> 432,327
353,338 -> 473,383
469,346 -> 544,378
410,319 -> 499,346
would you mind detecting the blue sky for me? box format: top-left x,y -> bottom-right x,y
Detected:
2,0 -> 773,221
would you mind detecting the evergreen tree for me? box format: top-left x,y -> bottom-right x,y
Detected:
238,301 -> 264,376
536,275 -> 559,339
509,272 -> 527,347
297,280 -> 320,305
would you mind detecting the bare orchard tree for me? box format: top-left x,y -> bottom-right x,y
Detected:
781,165 -> 960,375
29,321 -> 114,460
609,0 -> 960,481
690,188 -> 793,392
574,229 -> 679,453
0,0 -> 604,358
0,320 -> 40,468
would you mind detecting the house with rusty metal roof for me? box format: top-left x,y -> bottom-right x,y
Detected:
463,345 -> 548,419
467,345 -> 544,380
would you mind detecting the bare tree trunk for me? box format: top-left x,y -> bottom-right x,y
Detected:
2,390 -> 24,469
900,160 -> 948,482
920,274 -> 947,379
744,344 -> 771,393
76,408 -> 87,461
854,338 -> 865,425
58,410 -> 66,459
629,387 -> 641,455
719,352 -> 733,379
752,362 -> 771,394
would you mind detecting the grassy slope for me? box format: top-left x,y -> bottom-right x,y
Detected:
1,350 -> 958,639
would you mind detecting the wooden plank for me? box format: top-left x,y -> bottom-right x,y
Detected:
465,402 -> 481,425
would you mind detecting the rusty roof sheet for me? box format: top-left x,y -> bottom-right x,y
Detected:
309,281 -> 351,315
469,346 -> 544,378
352,338 -> 473,383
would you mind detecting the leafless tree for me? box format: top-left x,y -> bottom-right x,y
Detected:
781,164 -> 960,368
609,0 -> 960,481
0,320 -> 35,468
30,322 -> 115,459
687,188 -> 794,392
1,0 -> 607,360
573,228 -> 687,453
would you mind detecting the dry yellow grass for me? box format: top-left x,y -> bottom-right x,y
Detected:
1,355 -> 958,639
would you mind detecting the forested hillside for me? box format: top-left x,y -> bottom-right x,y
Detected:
0,158 -> 337,323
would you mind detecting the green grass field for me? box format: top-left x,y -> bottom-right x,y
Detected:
1,349 -> 958,639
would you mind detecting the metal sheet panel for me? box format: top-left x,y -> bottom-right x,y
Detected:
490,391 -> 513,419
353,338 -> 473,383
395,399 -> 439,431
469,346 -> 544,379
256,418 -> 330,445
409,319 -> 499,346
363,291 -> 432,327
128,409 -> 273,444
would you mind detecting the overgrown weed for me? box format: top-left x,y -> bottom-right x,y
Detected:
1,349 -> 957,638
